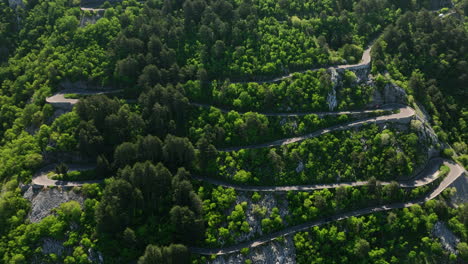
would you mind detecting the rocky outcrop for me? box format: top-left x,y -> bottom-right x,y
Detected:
80,9 -> 105,27
23,186 -> 84,223
41,238 -> 69,257
432,221 -> 460,254
208,235 -> 296,264
369,82 -> 407,106
449,173 -> 468,205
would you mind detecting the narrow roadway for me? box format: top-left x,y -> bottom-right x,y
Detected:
190,160 -> 466,256
191,102 -> 397,117
232,41 -> 372,84
32,164 -> 102,187
220,106 -> 414,151
80,7 -> 105,12
40,21 -> 463,258
192,158 -> 444,192
45,89 -> 122,108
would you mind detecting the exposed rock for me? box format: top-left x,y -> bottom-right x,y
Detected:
449,173 -> 468,205
327,68 -> 338,111
208,235 -> 296,264
432,221 -> 460,254
231,192 -> 290,244
80,10 -> 104,27
370,82 -> 407,106
23,186 -> 84,223
88,248 -> 104,264
42,238 -> 68,256
295,161 -> 304,173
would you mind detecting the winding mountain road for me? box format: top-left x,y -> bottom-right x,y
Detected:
80,7 -> 105,12
32,164 -> 102,187
38,16 -> 465,258
220,106 -> 414,152
45,89 -> 122,109
190,160 -> 466,256
191,102 -> 397,117
232,41 -> 373,84
192,158 -> 445,192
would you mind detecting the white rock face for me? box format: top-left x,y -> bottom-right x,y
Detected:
208,235 -> 296,264
23,186 -> 84,223
295,161 -> 304,173
432,221 -> 460,254
42,238 -> 67,256
327,68 -> 339,111
449,174 -> 468,205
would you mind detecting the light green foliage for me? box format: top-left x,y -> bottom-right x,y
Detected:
0,0 -> 465,263
374,10 -> 468,146
56,201 -> 82,223
201,186 -> 238,246
295,201 -> 468,263
216,124 -> 426,185
261,207 -> 283,233
251,192 -> 261,202
187,70 -> 373,112
189,105 -> 368,148
234,170 -> 252,183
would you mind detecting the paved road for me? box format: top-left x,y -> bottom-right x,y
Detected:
45,89 -> 122,108
191,102 -> 397,117
80,7 -> 105,12
190,160 -> 466,256
220,106 -> 414,151
32,164 -> 102,187
192,158 -> 444,192
232,43 -> 373,84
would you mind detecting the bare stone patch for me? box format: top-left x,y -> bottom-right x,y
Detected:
208,235 -> 296,264
449,174 -> 468,205
432,221 -> 460,254
23,186 -> 84,223
232,192 -> 290,244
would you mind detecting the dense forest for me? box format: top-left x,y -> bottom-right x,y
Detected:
372,4 -> 468,164
0,0 -> 467,263
211,124 -> 428,185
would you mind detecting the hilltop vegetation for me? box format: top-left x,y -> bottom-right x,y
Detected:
0,0 -> 466,263
372,5 -> 468,164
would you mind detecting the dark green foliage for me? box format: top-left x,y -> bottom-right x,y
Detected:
0,0 -> 465,263
214,124 -> 426,185
185,70 -> 373,113
163,134 -> 195,170
374,10 -> 468,148
294,201 -> 468,263
95,178 -> 142,233
138,244 -> 190,264
55,162 -> 69,176
0,1 -> 16,61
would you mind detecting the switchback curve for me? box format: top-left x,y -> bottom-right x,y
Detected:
192,158 -> 445,192
220,106 -> 415,151
32,164 -> 102,187
189,160 -> 465,256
